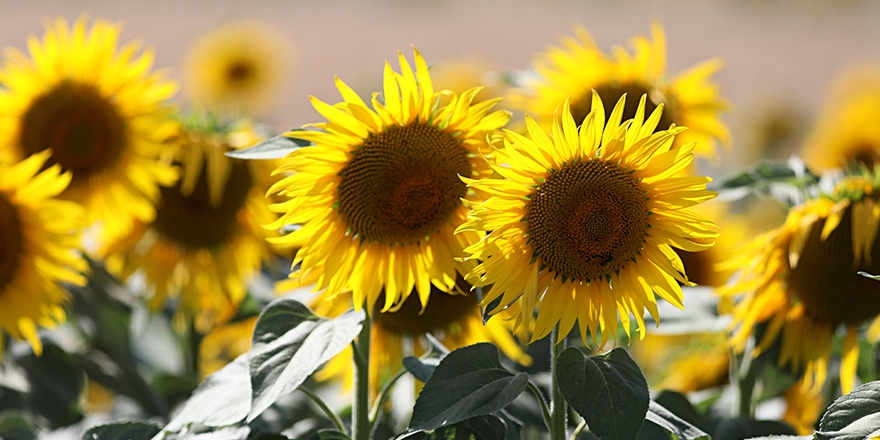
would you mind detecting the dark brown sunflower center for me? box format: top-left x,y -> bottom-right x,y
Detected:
851,145 -> 880,170
675,249 -> 718,287
20,82 -> 127,184
373,284 -> 477,336
788,204 -> 880,326
226,62 -> 253,84
153,155 -> 253,250
528,160 -> 648,282
569,83 -> 674,132
336,123 -> 470,244
0,192 -> 24,293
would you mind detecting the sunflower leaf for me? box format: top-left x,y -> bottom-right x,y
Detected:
407,343 -> 528,432
858,271 -> 880,281
81,421 -> 162,440
714,157 -> 818,206
816,380 -> 880,440
398,415 -> 507,440
556,347 -> 649,440
644,400 -> 710,440
247,297 -> 364,422
0,411 -> 36,440
162,354 -> 251,433
403,356 -> 441,383
225,132 -> 310,160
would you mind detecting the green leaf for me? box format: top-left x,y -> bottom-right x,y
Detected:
80,421 -> 161,440
0,411 -> 36,440
225,132 -> 310,160
403,356 -> 440,383
16,343 -> 84,428
859,271 -> 880,281
408,343 -> 528,432
742,437 -> 812,440
712,418 -> 797,440
645,401 -> 710,440
714,157 -> 818,206
164,354 -> 252,432
400,415 -> 507,440
248,297 -> 364,421
816,380 -> 880,440
556,347 -> 649,440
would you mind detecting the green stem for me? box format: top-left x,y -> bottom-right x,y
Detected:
733,344 -> 757,418
526,380 -> 553,431
550,327 -> 568,440
298,386 -> 347,434
570,419 -> 587,440
369,368 -> 407,437
352,313 -> 372,440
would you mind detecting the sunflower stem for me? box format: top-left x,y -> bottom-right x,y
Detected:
352,313 -> 372,440
733,343 -> 757,418
298,386 -> 348,434
526,380 -> 553,432
550,327 -> 568,440
369,368 -> 407,437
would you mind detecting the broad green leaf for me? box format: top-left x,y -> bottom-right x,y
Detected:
556,347 -> 649,440
645,401 -> 710,440
81,422 -> 162,440
408,343 -> 528,432
0,411 -> 35,440
225,132 -> 310,160
248,297 -> 364,421
714,157 -> 817,206
16,343 -> 84,429
400,415 -> 506,440
403,356 -> 440,383
817,380 -> 880,440
712,418 -> 797,440
163,354 -> 252,433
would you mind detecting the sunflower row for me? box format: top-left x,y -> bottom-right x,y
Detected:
2,15 -> 880,437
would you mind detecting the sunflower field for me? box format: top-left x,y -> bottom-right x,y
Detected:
2,2 -> 880,440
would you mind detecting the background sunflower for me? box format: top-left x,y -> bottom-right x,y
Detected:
0,18 -> 179,247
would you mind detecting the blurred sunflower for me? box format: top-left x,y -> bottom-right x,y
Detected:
101,119 -> 277,332
0,151 -> 87,359
312,279 -> 530,395
725,171 -> 880,394
0,18 -> 178,246
459,93 -> 718,345
430,57 -> 505,107
803,66 -> 880,171
510,23 -> 729,163
782,377 -> 824,435
184,21 -> 293,117
674,200 -> 750,288
634,332 -> 730,393
269,48 -> 510,313
198,315 -> 258,377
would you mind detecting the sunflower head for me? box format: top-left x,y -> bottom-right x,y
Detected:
184,21 -> 293,117
725,170 -> 880,394
803,65 -> 880,171
0,151 -> 88,358
101,116 -> 277,333
510,22 -> 729,163
0,17 -> 179,246
459,92 -> 718,347
269,48 -> 510,315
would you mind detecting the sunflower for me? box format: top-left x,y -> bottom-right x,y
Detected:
184,21 -> 293,117
269,48 -> 510,313
101,119 -> 278,332
459,93 -> 718,345
510,23 -> 729,163
725,172 -> 880,394
199,315 -> 258,377
0,18 -> 178,247
311,280 -> 531,395
803,66 -> 880,171
0,151 -> 87,358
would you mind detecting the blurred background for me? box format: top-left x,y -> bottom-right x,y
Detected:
2,0 -> 878,172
